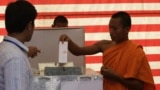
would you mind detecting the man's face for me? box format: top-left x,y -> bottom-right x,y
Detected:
109,18 -> 128,43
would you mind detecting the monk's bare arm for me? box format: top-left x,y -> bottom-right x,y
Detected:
59,34 -> 113,56
101,67 -> 144,90
119,78 -> 144,90
67,40 -> 101,55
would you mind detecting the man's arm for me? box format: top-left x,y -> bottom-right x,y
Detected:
59,34 -> 103,55
101,67 -> 144,90
28,46 -> 41,58
67,39 -> 102,55
120,78 -> 144,90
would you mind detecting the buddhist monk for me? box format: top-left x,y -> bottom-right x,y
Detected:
59,11 -> 155,90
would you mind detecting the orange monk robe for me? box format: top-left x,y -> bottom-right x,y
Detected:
102,40 -> 155,90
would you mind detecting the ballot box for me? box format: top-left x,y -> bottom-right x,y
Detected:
33,69 -> 103,90
26,28 -> 103,90
25,28 -> 85,74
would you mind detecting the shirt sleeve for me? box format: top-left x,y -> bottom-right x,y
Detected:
4,57 -> 30,90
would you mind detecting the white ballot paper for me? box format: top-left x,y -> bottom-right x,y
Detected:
58,41 -> 68,63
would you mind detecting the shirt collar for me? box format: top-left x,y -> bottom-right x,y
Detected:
3,36 -> 29,52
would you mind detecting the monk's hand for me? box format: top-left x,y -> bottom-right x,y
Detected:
28,46 -> 41,58
101,66 -> 119,81
59,34 -> 71,43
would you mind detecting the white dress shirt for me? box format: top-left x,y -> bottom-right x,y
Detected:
0,36 -> 33,90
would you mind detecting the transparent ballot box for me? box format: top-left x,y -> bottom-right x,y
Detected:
33,68 -> 103,90
33,75 -> 103,90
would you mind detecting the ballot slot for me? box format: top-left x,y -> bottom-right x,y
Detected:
44,67 -> 83,76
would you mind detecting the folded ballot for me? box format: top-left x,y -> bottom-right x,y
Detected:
58,41 -> 68,63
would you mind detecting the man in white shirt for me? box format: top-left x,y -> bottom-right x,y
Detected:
0,1 -> 37,90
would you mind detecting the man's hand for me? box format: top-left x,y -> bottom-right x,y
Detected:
28,46 -> 41,58
101,66 -> 144,90
59,34 -> 71,42
101,66 -> 119,81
